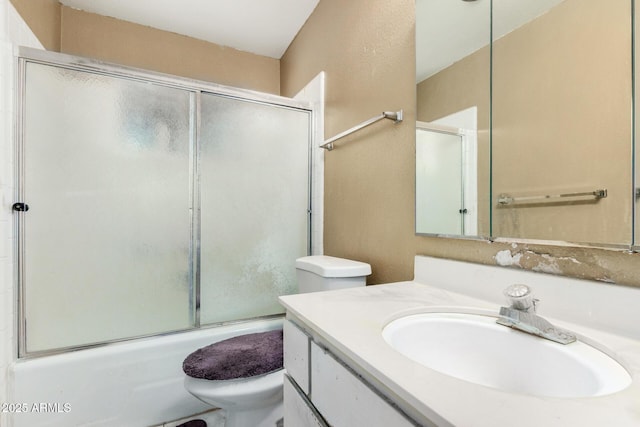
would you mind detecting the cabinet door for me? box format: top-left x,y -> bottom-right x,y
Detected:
284,319 -> 310,394
284,374 -> 326,427
310,343 -> 415,427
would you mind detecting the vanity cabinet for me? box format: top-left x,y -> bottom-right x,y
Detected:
280,257 -> 640,427
283,318 -> 417,427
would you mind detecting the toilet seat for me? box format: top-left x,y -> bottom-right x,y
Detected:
183,329 -> 283,381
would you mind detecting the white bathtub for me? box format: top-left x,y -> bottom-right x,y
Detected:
8,317 -> 283,427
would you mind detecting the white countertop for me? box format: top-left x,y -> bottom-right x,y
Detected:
279,276 -> 640,427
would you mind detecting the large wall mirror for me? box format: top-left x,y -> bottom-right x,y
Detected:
416,0 -> 636,248
416,0 -> 491,238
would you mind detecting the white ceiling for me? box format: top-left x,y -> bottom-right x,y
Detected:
58,0 -> 320,59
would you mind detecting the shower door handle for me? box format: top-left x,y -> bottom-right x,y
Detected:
12,202 -> 29,212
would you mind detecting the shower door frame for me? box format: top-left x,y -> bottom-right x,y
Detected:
14,47 -> 315,358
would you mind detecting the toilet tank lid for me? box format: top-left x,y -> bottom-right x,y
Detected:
296,255 -> 372,278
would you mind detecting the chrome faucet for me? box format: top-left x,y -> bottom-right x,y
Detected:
496,284 -> 576,345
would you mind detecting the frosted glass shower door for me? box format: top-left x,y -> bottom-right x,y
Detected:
199,94 -> 310,324
21,63 -> 194,353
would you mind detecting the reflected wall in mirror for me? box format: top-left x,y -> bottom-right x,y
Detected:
415,0 -> 490,237
492,0 -> 633,246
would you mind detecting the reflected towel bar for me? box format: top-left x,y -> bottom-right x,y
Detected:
320,110 -> 403,151
498,189 -> 607,205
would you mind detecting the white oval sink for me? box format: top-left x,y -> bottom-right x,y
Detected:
382,312 -> 631,398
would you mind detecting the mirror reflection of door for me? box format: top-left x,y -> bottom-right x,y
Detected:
416,122 -> 478,236
416,127 -> 462,235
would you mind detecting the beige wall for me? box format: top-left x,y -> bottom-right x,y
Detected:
283,0 -> 640,286
281,0 -> 417,284
59,7 -> 280,94
9,0 -> 61,51
11,3 -> 280,94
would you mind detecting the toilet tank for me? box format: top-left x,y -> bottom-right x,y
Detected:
295,256 -> 372,293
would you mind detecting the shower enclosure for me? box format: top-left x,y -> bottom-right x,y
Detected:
14,48 -> 313,356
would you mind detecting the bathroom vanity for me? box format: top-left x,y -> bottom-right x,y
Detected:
279,256 -> 640,427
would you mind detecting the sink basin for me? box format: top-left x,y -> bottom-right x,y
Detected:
382,312 -> 631,398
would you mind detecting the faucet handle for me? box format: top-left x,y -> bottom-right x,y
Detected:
503,284 -> 537,312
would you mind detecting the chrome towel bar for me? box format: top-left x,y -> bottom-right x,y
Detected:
498,189 -> 607,205
320,110 -> 403,151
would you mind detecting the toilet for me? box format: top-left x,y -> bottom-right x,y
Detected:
183,255 -> 371,427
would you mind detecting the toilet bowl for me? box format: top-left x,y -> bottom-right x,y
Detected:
184,370 -> 284,427
183,256 -> 371,427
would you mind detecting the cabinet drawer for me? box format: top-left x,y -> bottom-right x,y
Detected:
310,342 -> 415,427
